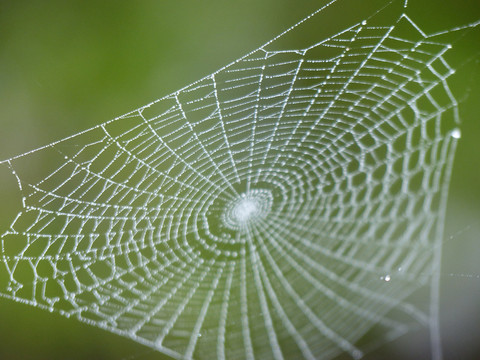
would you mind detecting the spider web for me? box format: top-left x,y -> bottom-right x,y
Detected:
0,0 -> 478,359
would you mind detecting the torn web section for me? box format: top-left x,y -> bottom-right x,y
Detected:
0,123 -> 131,310
0,114 -> 198,350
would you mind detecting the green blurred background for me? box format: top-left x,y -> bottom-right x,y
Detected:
0,0 -> 479,359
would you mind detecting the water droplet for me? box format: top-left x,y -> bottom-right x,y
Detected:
451,128 -> 461,139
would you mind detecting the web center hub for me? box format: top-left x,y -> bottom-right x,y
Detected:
222,189 -> 273,230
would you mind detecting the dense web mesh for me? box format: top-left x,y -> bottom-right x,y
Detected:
0,0 -> 477,359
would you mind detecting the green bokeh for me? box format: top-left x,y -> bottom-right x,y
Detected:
0,0 -> 479,359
